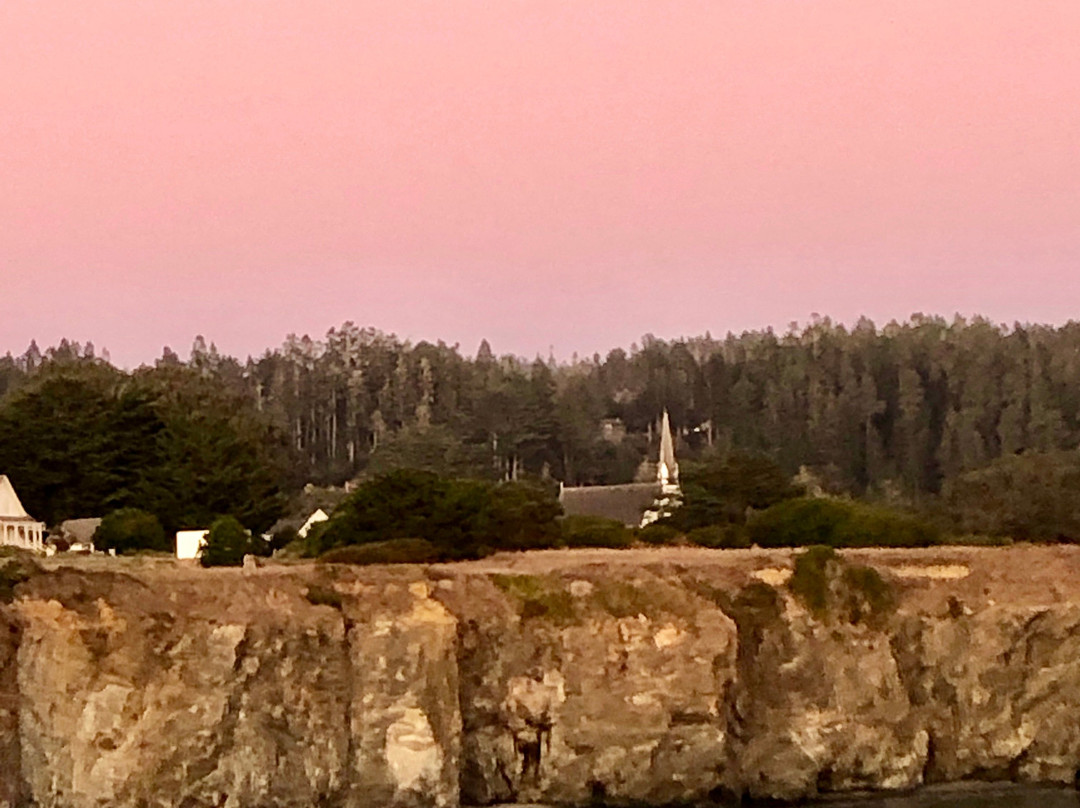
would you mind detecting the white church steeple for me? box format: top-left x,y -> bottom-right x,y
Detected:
657,409 -> 679,488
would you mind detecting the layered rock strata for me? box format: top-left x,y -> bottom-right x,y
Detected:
3,547 -> 1080,807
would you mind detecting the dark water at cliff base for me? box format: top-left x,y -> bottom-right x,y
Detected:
490,784 -> 1080,808
807,783 -> 1080,808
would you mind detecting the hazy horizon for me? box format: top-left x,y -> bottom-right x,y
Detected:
10,310 -> 1080,370
5,2 -> 1080,367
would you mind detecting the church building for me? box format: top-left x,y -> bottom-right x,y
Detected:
559,410 -> 682,528
0,475 -> 45,552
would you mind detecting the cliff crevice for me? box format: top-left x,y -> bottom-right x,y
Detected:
4,547 -> 1080,807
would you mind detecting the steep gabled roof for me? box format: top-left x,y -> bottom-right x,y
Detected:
0,475 -> 34,520
659,409 -> 678,483
559,482 -> 662,527
299,509 -> 329,538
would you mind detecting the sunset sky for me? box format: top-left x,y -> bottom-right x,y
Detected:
3,2 -> 1080,366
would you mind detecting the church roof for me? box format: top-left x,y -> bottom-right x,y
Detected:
0,476 -> 37,522
559,482 -> 662,527
559,408 -> 680,527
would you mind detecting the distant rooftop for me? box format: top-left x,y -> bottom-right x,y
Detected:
0,475 -> 36,521
60,518 -> 102,545
559,482 -> 662,527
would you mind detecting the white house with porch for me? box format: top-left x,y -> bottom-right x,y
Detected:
0,475 -> 45,552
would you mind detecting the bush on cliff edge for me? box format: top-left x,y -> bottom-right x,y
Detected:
318,538 -> 443,565
94,508 -> 169,555
748,497 -> 939,549
558,515 -> 634,548
200,516 -> 256,567
307,470 -> 562,560
789,545 -> 895,625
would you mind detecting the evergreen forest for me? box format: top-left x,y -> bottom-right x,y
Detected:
4,314 -> 1080,548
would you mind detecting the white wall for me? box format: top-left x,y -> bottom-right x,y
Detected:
175,530 -> 208,560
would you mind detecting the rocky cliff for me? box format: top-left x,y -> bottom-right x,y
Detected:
4,545 -> 1080,807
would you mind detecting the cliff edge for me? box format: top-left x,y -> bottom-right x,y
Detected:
4,545 -> 1080,807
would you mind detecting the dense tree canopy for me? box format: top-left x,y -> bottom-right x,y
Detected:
310,470 -> 561,559
666,452 -> 801,531
200,515 -> 258,567
6,315 -> 1080,542
941,450 -> 1080,542
0,363 -> 163,525
0,357 -> 288,533
94,508 -> 169,555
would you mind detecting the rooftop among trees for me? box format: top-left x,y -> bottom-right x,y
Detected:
6,315 -> 1080,548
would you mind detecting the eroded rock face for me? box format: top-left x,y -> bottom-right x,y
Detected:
441,573 -> 737,806
342,580 -> 460,808
16,576 -> 352,808
893,604 -> 1080,785
6,553 -> 1080,806
10,569 -> 458,808
725,583 -> 927,800
0,606 -> 26,808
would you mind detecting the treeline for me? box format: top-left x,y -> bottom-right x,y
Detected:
189,314 -> 1080,497
0,357 -> 288,532
5,314 -> 1080,535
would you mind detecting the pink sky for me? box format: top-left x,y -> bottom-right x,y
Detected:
3,2 -> 1080,366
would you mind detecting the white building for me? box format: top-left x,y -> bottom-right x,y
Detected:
298,508 -> 329,538
559,409 -> 682,528
176,529 -> 208,560
0,475 -> 45,552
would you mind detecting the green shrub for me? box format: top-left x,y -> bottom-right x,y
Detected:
268,526 -> 299,554
833,502 -> 940,548
0,548 -> 40,603
559,515 -> 633,548
318,538 -> 443,565
686,524 -> 750,549
635,522 -> 681,545
200,516 -> 255,567
310,470 -> 561,559
304,584 -> 343,609
94,508 -> 168,554
788,545 -> 895,625
748,499 -> 849,548
492,574 -> 576,623
748,498 -> 940,548
789,545 -> 838,616
840,564 -> 894,624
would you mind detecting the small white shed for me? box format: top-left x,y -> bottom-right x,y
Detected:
176,529 -> 208,560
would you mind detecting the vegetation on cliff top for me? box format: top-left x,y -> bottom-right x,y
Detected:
0,547 -> 41,602
8,316 -> 1080,551
789,546 -> 895,625
304,469 -> 561,561
200,516 -> 263,568
93,508 -> 169,555
748,498 -> 940,549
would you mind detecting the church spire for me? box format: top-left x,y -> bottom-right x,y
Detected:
658,409 -> 678,487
